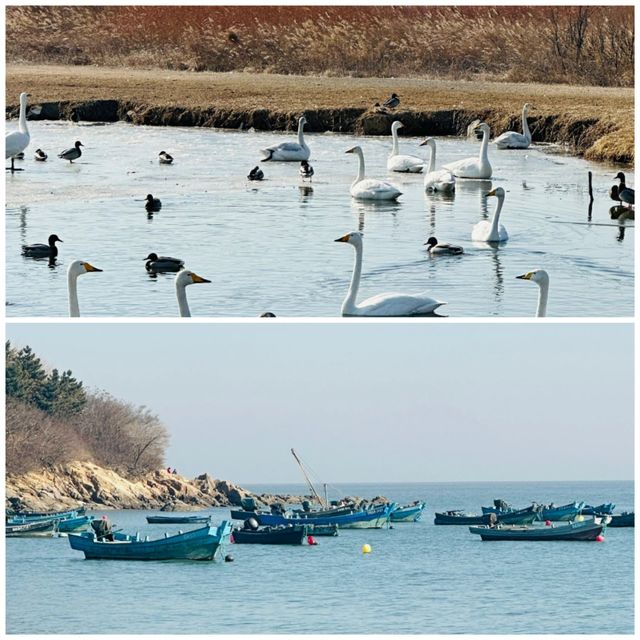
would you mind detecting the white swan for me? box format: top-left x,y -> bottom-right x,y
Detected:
472,187 -> 508,242
516,269 -> 549,317
387,121 -> 423,173
260,116 -> 310,161
444,122 -> 492,179
419,138 -> 455,192
6,92 -> 31,172
495,103 -> 532,150
175,270 -> 210,317
346,146 -> 402,201
335,232 -> 445,316
67,260 -> 102,317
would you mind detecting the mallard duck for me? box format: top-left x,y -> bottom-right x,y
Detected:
58,140 -> 83,163
424,237 -> 464,255
248,166 -> 264,181
158,151 -> 173,164
144,252 -> 184,272
611,172 -> 634,206
299,160 -> 314,180
34,148 -> 47,161
145,194 -> 162,211
382,93 -> 400,109
22,234 -> 62,258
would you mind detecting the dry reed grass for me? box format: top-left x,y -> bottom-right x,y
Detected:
6,6 -> 634,87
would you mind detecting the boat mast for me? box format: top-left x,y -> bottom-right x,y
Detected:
291,448 -> 326,507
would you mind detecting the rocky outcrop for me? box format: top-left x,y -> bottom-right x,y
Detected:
5,461 -> 308,513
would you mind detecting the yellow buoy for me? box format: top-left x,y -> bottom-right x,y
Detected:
362,543 -> 372,554
577,515 -> 584,522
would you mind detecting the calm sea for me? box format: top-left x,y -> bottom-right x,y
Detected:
5,481 -> 633,634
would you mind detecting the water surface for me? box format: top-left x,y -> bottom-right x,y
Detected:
5,122 -> 634,317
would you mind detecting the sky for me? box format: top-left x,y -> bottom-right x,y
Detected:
5,322 -> 634,484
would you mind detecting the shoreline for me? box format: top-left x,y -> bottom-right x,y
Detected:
6,64 -> 634,165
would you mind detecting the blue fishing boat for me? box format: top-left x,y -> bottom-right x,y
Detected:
307,524 -> 339,536
6,519 -> 58,537
56,515 -> 94,533
68,521 -> 233,560
495,505 -> 541,525
582,503 -> 616,516
6,506 -> 85,523
608,512 -> 634,527
539,501 -> 585,521
435,511 -> 495,525
146,514 -> 211,524
390,501 -> 426,522
232,523 -> 306,545
469,516 -> 608,541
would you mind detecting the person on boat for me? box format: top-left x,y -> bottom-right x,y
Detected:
167,466 -> 172,473
91,515 -> 114,541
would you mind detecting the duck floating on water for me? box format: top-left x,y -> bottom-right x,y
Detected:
58,140 -> 83,163
424,237 -> 464,256
22,234 -> 63,258
34,148 -> 47,161
6,92 -> 31,172
158,151 -> 173,164
299,160 -> 314,180
145,194 -> 162,211
248,166 -> 264,181
144,253 -> 184,273
611,172 -> 634,207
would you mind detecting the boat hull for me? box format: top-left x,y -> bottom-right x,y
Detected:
146,515 -> 211,524
6,519 -> 57,536
469,518 -> 605,541
390,502 -> 426,522
232,526 -> 306,545
68,521 -> 232,560
608,512 -> 634,527
435,512 -> 494,525
57,515 -> 94,533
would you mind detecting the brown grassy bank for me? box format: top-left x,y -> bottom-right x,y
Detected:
7,65 -> 634,164
6,6 -> 634,87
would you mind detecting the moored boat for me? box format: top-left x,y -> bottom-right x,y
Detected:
539,501 -> 586,521
434,511 -> 495,526
56,515 -> 94,533
232,524 -> 306,545
496,505 -> 541,525
608,512 -> 634,527
68,520 -> 232,560
6,506 -> 85,522
307,524 -> 339,536
582,503 -> 616,516
146,514 -> 211,524
390,501 -> 426,522
469,516 -> 608,541
6,519 -> 58,537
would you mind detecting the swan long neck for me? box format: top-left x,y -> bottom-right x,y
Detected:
354,149 -> 365,184
343,241 -> 363,314
426,140 -> 436,173
489,195 -> 504,238
68,273 -> 80,317
391,125 -> 400,155
522,106 -> 531,141
19,95 -> 29,135
297,119 -> 305,146
176,284 -> 191,317
479,126 -> 489,162
536,279 -> 549,318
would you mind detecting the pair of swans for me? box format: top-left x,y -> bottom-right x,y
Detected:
6,92 -> 31,171
67,261 -> 209,317
335,232 -> 445,316
495,103 -> 533,150
260,116 -> 310,161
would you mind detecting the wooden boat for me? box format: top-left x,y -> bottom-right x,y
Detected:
57,515 -> 94,533
390,501 -> 426,522
6,506 -> 85,522
608,512 -> 634,527
582,503 -> 615,515
495,505 -> 541,525
146,514 -> 211,524
232,525 -> 306,545
6,519 -> 58,537
307,524 -> 339,536
68,521 -> 232,560
469,516 -> 607,541
481,499 -> 516,515
434,511 -> 495,525
539,501 -> 585,521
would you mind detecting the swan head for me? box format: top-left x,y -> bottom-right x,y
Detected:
476,122 -> 490,136
523,103 -> 533,112
345,146 -> 363,156
19,92 -> 31,106
298,116 -> 307,128
391,121 -> 404,132
419,137 -> 435,149
516,269 -> 549,287
48,234 -> 63,245
486,187 -> 505,200
334,231 -> 363,247
176,270 -> 211,288
68,260 -> 102,279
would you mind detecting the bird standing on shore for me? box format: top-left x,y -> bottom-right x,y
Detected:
6,92 -> 32,172
145,194 -> 162,211
58,140 -> 83,163
22,234 -> 63,259
383,93 -> 400,109
248,166 -> 264,181
158,151 -> 173,164
610,172 -> 634,207
299,160 -> 314,180
34,148 -> 48,161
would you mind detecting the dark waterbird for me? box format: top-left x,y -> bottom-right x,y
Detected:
382,93 -> 400,109
34,148 -> 47,161
424,236 -> 464,256
248,166 -> 264,181
299,160 -> 314,180
22,234 -> 63,258
58,140 -> 83,163
144,253 -> 184,273
145,194 -> 162,211
610,172 -> 634,207
158,151 -> 173,164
